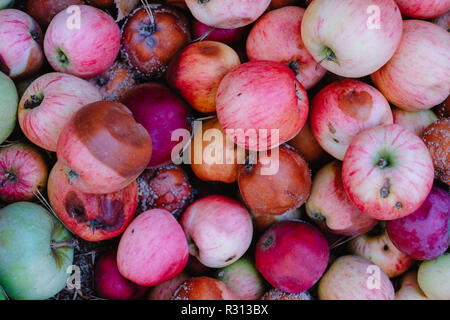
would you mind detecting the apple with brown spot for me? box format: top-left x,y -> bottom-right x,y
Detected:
172,277 -> 237,300
148,272 -> 190,300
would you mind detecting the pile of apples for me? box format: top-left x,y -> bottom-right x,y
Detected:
0,0 -> 448,301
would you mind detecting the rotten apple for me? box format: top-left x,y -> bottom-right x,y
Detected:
172,277 -> 237,300
422,118 -> 449,185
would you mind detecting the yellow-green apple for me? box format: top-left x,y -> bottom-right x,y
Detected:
371,20 -> 450,111
392,108 -> 438,137
172,277 -> 238,300
192,19 -> 247,46
167,40 -> 240,113
310,79 -> 393,160
422,118 -> 449,185
44,5 -> 121,78
181,195 -> 253,268
318,255 -> 395,300
301,0 -> 403,78
216,61 -> 309,151
185,0 -> 271,29
18,72 -> 101,151
246,6 -> 326,90
395,271 -> 428,300
261,288 -> 312,300
56,101 -> 152,194
0,143 -> 48,203
0,9 -> 43,79
386,186 -> 450,260
0,202 -> 74,300
255,220 -> 329,293
306,161 -> 377,236
148,272 -> 190,300
117,208 -> 189,286
417,253 -> 450,300
288,120 -> 325,164
434,10 -> 450,30
342,124 -> 434,220
0,71 -> 18,144
394,0 -> 450,18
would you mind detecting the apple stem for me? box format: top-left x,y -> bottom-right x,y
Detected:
50,240 -> 75,249
193,27 -> 216,43
141,0 -> 155,26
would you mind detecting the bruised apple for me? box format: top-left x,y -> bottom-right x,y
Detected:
172,277 -> 237,300
422,118 -> 449,185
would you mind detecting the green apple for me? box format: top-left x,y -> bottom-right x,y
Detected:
0,202 -> 74,300
0,285 -> 7,300
0,71 -> 18,144
418,253 -> 450,300
0,0 -> 14,9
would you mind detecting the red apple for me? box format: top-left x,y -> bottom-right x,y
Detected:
394,0 -> 450,18
26,0 -> 84,28
342,124 -> 434,220
148,272 -> 190,300
422,118 -> 449,185
86,0 -> 113,8
172,277 -> 238,300
371,20 -> 450,111
117,209 -> 189,286
261,288 -> 312,300
310,79 -> 393,160
395,271 -> 428,300
192,19 -> 247,46
392,108 -> 438,137
246,6 -> 326,90
255,220 -> 329,293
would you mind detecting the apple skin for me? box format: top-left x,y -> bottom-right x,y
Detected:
0,202 -> 74,300
394,0 -> 450,18
311,80 -> 393,161
26,0 -> 84,28
0,285 -> 7,300
44,5 -> 121,78
392,108 -> 438,137
301,0 -> 403,78
95,250 -> 149,300
417,253 -> 450,300
434,10 -> 450,31
246,6 -> 326,90
167,40 -> 240,113
261,288 -> 312,300
255,220 -> 329,293
386,186 -> 450,261
56,101 -> 152,194
251,207 -> 303,235
318,255 -> 395,300
47,161 -> 138,242
185,0 -> 271,29
117,209 -> 189,287
395,271 -> 428,300
180,195 -> 253,268
18,72 -> 101,152
422,118 -> 449,185
371,20 -> 450,111
306,161 -> 377,236
216,61 -> 309,151
288,120 -> 325,164
172,277 -> 238,300
0,9 -> 44,79
148,271 -> 190,300
192,19 -> 247,46
0,143 -> 48,203
342,124 -> 434,221
0,71 -> 18,144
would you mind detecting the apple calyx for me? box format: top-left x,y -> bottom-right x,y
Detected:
30,30 -> 39,42
23,93 -> 44,109
65,169 -> 80,183
198,0 -> 210,4
286,60 -> 300,76
0,171 -> 17,187
50,239 -> 75,249
311,211 -> 326,222
56,48 -> 70,67
320,46 -> 338,65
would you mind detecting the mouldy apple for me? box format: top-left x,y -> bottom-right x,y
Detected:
26,0 -> 84,28
392,108 -> 438,137
261,288 -> 312,300
342,124 -> 434,220
18,72 -> 102,152
394,0 -> 450,19
395,271 -> 428,300
148,272 -> 190,300
417,253 -> 450,300
172,277 -> 238,300
422,118 -> 449,185
0,202 -> 74,300
0,71 -> 18,144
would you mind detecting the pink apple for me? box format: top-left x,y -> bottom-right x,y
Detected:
18,73 -> 101,152
395,271 -> 428,300
306,161 -> 377,236
342,124 -> 434,221
216,61 -> 309,151
0,9 -> 44,79
371,20 -> 450,111
318,255 -> 395,300
392,108 -> 438,137
192,19 -> 247,46
394,0 -> 450,18
185,0 -> 271,29
180,195 -> 253,268
301,0 -> 403,78
386,186 -> 450,261
148,272 -> 190,300
44,5 -> 120,78
255,220 -> 329,293
117,209 -> 189,287
246,6 -> 326,90
310,79 -> 393,160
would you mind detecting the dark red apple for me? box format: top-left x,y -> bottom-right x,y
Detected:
192,18 -> 247,46
26,0 -> 84,28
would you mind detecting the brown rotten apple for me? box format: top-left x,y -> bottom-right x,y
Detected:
172,277 -> 237,300
422,118 -> 449,185
56,101 -> 152,194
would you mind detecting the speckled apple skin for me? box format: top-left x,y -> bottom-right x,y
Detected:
394,0 -> 450,18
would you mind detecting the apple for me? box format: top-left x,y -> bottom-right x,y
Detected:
0,71 -> 18,144
216,257 -> 265,300
251,207 -> 303,235
148,272 -> 190,300
0,285 -> 7,300
180,195 -> 253,268
434,10 -> 450,31
86,0 -> 113,8
268,0 -> 298,10
392,108 -> 438,137
56,101 -> 152,194
18,72 -> 101,151
47,161 -> 138,242
394,0 -> 450,18
306,161 -> 377,236
192,19 -> 247,46
95,250 -> 149,300
117,208 -> 189,286
287,120 -> 325,164
422,118 -> 449,185
246,6 -> 326,90
0,0 -> 14,9
371,20 -> 450,111
0,202 -> 74,300
167,40 -> 240,113
417,253 -> 450,300
26,0 -> 84,28
216,61 -> 309,151
318,255 -> 395,300
185,0 -> 271,29
0,143 -> 48,203
0,9 -> 44,79
435,95 -> 449,119
342,124 -> 434,220
261,288 -> 312,300
172,277 -> 238,300
386,186 -> 450,261
301,0 -> 403,78
44,5 -> 121,78
255,220 -> 329,293
395,271 -> 428,300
